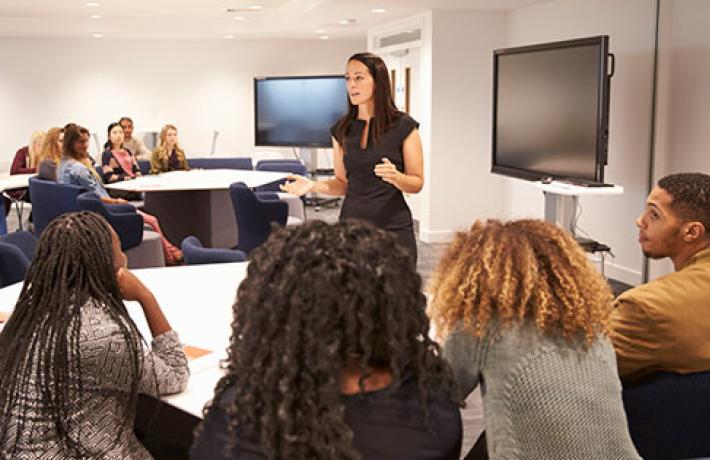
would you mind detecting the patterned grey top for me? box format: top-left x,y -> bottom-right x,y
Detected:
444,320 -> 640,459
1,300 -> 189,459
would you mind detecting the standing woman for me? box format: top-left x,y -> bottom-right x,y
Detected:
282,52 -> 424,261
149,124 -> 190,174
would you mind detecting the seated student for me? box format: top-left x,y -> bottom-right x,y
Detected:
0,211 -> 189,458
150,124 -> 190,174
191,220 -> 462,460
36,126 -> 64,181
428,219 -> 640,459
58,123 -> 183,265
120,116 -> 152,160
610,172 -> 710,382
102,121 -> 142,183
6,130 -> 44,212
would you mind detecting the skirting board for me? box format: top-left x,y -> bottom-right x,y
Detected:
587,254 -> 642,287
418,228 -> 456,244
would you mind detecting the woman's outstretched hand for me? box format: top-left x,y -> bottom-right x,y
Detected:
374,157 -> 401,187
280,174 -> 315,197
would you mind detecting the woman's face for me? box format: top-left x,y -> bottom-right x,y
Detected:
345,59 -> 375,106
73,133 -> 90,157
164,128 -> 178,147
109,125 -> 125,148
57,132 -> 64,151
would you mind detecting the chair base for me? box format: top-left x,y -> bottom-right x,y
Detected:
126,230 -> 165,268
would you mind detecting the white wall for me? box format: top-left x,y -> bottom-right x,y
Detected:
0,38 -> 364,170
505,0 -> 658,285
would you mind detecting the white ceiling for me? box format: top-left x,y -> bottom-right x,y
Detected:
0,0 -> 550,40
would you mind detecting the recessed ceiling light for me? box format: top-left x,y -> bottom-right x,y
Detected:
247,5 -> 262,10
371,7 -> 386,13
90,14 -> 101,19
92,33 -> 103,38
86,2 -> 100,7
224,34 -> 235,39
319,35 -> 330,40
234,16 -> 245,20
314,29 -> 325,34
339,19 -> 356,25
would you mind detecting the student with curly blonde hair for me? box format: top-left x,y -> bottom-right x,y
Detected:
149,124 -> 190,174
429,219 -> 639,459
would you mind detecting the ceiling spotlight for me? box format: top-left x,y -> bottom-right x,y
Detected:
92,33 -> 103,38
339,18 -> 356,25
314,29 -> 325,34
319,35 -> 330,40
234,16 -> 245,20
371,7 -> 386,13
86,2 -> 100,6
224,34 -> 235,39
247,5 -> 262,10
90,14 -> 101,19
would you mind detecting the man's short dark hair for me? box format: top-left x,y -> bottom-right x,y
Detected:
119,116 -> 133,125
658,172 -> 710,236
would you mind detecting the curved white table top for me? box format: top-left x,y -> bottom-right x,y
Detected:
0,173 -> 34,192
0,261 -> 248,418
105,169 -> 288,192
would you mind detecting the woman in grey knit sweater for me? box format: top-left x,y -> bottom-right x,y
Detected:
429,219 -> 640,459
0,211 -> 189,458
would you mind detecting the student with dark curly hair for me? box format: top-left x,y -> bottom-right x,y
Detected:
429,219 -> 639,459
610,172 -> 710,382
0,211 -> 189,458
191,220 -> 462,460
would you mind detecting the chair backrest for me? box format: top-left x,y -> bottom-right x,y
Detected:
228,182 -> 288,254
188,157 -> 253,171
0,203 -> 7,235
28,177 -> 83,235
181,235 -> 246,265
0,241 -> 30,288
137,159 -> 151,175
254,160 -> 307,192
76,192 -> 144,250
623,370 -> 710,459
0,231 -> 37,262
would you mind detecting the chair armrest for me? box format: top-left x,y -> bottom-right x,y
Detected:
259,199 -> 288,226
106,203 -> 137,213
107,211 -> 144,250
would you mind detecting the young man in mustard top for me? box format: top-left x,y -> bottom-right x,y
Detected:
610,172 -> 710,382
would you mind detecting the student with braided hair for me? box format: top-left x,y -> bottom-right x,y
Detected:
428,219 -> 639,459
191,220 -> 462,460
0,211 -> 189,458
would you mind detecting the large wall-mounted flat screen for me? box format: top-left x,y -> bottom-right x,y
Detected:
492,35 -> 612,184
254,75 -> 347,148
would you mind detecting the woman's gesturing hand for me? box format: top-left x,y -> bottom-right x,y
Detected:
280,174 -> 315,197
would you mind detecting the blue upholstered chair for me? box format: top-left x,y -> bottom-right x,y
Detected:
622,370 -> 710,459
137,159 -> 151,175
254,160 -> 308,192
181,235 -> 246,265
28,177 -> 83,235
0,205 -> 7,235
228,182 -> 287,255
76,192 -> 144,250
188,157 -> 253,171
0,231 -> 36,288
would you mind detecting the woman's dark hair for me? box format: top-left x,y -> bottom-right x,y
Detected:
199,219 -> 455,459
62,122 -> 90,159
0,212 -> 144,457
334,52 -> 401,151
104,121 -> 122,150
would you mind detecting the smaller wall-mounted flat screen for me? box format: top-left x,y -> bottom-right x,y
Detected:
492,35 -> 611,184
254,76 -> 347,148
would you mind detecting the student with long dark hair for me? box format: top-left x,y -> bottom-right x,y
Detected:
282,52 -> 424,261
58,123 -> 183,264
191,220 -> 462,460
0,211 -> 189,458
102,121 -> 142,184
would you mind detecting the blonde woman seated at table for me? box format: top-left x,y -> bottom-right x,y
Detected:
36,127 -> 64,181
149,124 -> 190,174
6,130 -> 44,212
58,123 -> 183,265
428,219 -> 640,460
192,220 -> 462,460
0,211 -> 189,458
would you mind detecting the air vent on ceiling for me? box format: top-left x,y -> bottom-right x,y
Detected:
377,28 -> 421,49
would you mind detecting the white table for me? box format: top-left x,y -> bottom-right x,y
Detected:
0,261 -> 249,418
106,169 -> 290,249
0,173 -> 35,231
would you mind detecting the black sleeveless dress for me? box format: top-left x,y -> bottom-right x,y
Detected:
330,114 -> 419,261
